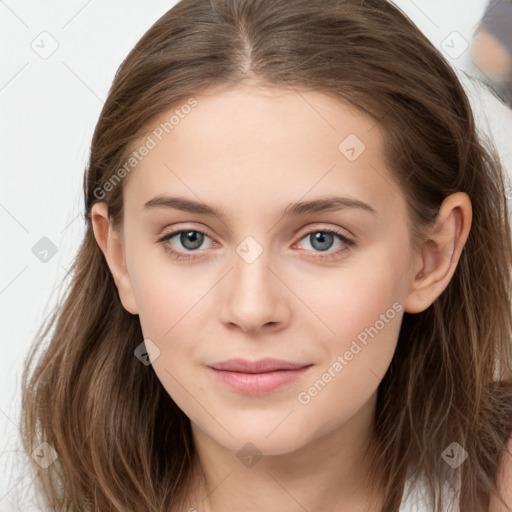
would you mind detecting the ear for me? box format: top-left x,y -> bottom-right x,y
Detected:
90,202 -> 139,315
404,192 -> 472,314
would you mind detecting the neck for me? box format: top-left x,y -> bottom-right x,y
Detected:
179,391 -> 385,512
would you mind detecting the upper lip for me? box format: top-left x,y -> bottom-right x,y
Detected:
208,358 -> 311,373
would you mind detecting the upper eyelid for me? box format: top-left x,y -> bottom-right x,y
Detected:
158,225 -> 217,244
296,224 -> 353,240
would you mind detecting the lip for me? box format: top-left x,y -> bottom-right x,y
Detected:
207,358 -> 313,395
209,358 -> 310,373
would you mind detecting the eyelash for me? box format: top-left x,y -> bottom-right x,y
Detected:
157,227 -> 356,261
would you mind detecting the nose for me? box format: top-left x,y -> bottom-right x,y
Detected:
218,242 -> 290,335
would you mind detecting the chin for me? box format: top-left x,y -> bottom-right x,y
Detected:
194,418 -> 313,457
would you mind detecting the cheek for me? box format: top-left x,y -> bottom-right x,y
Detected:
296,245 -> 406,397
128,254 -> 215,408
294,264 -> 404,440
127,239 -> 209,341
132,269 -> 207,418
310,244 -> 407,343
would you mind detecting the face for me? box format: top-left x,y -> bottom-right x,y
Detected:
104,82 -> 420,456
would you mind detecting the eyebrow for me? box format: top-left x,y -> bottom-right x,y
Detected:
143,195 -> 377,219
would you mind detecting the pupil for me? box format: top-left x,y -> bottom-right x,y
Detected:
181,231 -> 203,250
311,232 -> 333,251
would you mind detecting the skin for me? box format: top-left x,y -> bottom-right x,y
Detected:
472,31 -> 512,80
91,81 -> 472,512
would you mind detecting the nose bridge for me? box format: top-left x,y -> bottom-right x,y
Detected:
234,236 -> 272,292
219,234 -> 287,332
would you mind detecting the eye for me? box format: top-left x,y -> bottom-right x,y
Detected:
157,229 -> 216,260
294,228 -> 355,259
158,226 -> 356,261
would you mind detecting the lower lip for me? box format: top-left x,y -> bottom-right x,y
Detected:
207,366 -> 312,395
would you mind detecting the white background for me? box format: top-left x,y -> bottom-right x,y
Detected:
1,0 -> 511,509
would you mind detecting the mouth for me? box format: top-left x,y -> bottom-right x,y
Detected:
206,358 -> 313,395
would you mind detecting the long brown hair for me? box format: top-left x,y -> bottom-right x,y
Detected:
20,0 -> 512,510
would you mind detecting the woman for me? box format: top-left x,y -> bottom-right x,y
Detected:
21,0 -> 512,510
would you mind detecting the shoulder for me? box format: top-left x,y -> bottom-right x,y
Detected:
489,432 -> 512,512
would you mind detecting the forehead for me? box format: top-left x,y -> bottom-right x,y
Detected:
123,82 -> 404,221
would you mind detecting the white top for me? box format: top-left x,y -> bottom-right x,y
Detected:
398,474 -> 460,512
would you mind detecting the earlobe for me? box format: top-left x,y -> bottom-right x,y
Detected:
90,202 -> 139,315
404,192 -> 472,314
